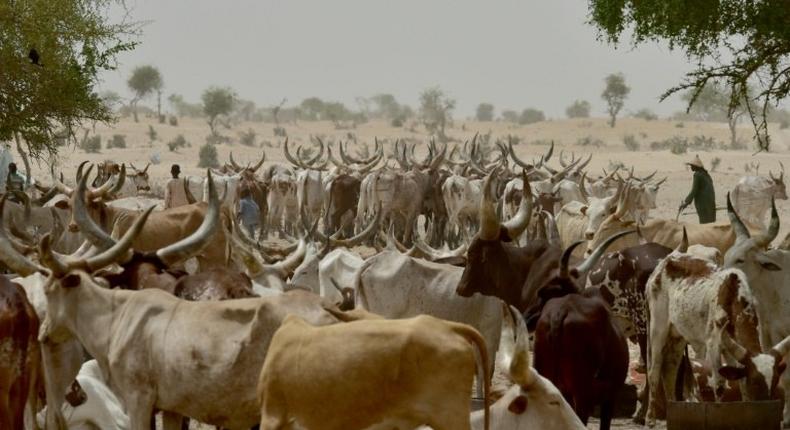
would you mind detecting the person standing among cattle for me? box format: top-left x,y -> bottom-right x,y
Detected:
164,164 -> 189,209
238,184 -> 261,237
5,162 -> 25,201
679,155 -> 716,223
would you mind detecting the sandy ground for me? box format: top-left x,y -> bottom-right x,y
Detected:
15,115 -> 789,429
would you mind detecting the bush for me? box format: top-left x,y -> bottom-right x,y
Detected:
205,133 -> 229,145
169,115 -> 178,126
107,134 -> 127,149
675,122 -> 685,128
519,108 -> 545,125
198,143 -> 219,168
273,126 -> 287,137
239,128 -> 257,147
711,157 -> 721,172
565,100 -> 591,119
670,140 -> 688,154
623,135 -> 640,151
168,134 -> 188,152
391,116 -> 404,127
633,108 -> 658,121
577,135 -> 605,147
147,125 -> 158,142
158,114 -> 166,124
81,135 -> 101,153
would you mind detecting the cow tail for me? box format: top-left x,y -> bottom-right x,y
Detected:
547,308 -> 566,383
452,324 -> 490,430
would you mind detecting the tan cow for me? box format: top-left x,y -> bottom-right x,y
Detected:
257,314 -> 490,430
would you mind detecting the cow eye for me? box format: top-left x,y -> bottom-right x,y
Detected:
735,259 -> 745,265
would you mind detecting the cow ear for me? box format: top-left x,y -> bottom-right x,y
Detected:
54,200 -> 70,210
608,206 -> 616,214
756,254 -> 781,271
777,361 -> 787,377
719,365 -> 747,380
580,206 -> 588,215
508,394 -> 528,415
61,274 -> 81,289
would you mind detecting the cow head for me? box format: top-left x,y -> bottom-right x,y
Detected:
724,194 -> 782,284
67,164 -> 127,240
719,328 -> 790,401
582,182 -> 624,240
456,171 -> 533,298
127,163 -> 152,193
769,168 -> 788,200
486,306 -> 586,429
585,184 -> 639,256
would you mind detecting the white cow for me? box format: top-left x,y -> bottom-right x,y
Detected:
443,174 -> 484,239
731,173 -> 787,230
267,167 -> 298,236
295,169 -> 326,225
290,247 -> 365,304
36,360 -> 130,430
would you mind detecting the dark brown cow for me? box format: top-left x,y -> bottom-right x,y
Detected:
0,276 -> 40,430
92,160 -> 121,188
326,173 -> 360,235
533,242 -> 628,430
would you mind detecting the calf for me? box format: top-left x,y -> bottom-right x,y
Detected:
532,243 -> 629,430
645,250 -> 790,427
0,276 -> 40,430
258,314 -> 490,430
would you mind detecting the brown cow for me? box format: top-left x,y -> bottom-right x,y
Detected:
0,275 -> 40,430
533,242 -> 629,430
326,173 -> 360,236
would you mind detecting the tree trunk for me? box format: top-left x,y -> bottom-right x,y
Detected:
132,101 -> 139,122
157,90 -> 162,119
609,113 -> 616,128
13,133 -> 31,187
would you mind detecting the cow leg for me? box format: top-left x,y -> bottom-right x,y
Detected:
127,396 -> 155,430
646,320 -> 670,427
41,340 -> 82,430
599,399 -> 615,430
781,369 -> 790,427
633,380 -> 648,424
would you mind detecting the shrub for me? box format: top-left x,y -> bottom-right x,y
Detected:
169,115 -> 178,126
168,134 -> 188,152
147,125 -> 158,142
675,122 -> 685,128
519,108 -> 545,125
670,140 -> 688,154
607,160 -> 625,172
633,108 -> 658,121
273,126 -> 287,137
205,133 -> 228,145
81,135 -> 101,153
711,157 -> 721,172
158,114 -> 166,124
198,143 -> 219,168
577,135 -> 605,147
239,128 -> 257,147
391,117 -> 404,127
565,100 -> 591,119
623,135 -> 640,151
107,134 -> 127,149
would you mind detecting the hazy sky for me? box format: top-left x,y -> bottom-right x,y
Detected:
101,0 -> 696,118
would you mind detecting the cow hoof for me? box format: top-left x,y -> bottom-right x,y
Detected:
632,416 -> 645,425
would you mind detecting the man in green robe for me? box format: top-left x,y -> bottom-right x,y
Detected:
679,155 -> 716,224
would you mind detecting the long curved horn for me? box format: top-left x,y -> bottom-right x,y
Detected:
560,241 -> 585,279
550,156 -> 581,184
754,198 -> 779,248
0,196 -> 45,275
303,138 -> 325,166
654,177 -> 667,187
502,171 -> 533,240
183,177 -> 197,204
428,141 -> 447,170
508,306 -> 535,387
576,230 -> 635,274
142,163 -> 150,174
73,165 -> 116,250
155,170 -> 220,267
75,161 -> 89,183
574,153 -> 593,174
268,239 -> 307,276
327,146 -> 349,170
612,183 -> 631,219
251,151 -> 266,172
229,152 -> 243,171
283,138 -> 304,168
478,172 -> 500,240
543,141 -> 554,163
308,204 -> 381,248
726,192 -> 751,243
106,164 -> 126,198
339,140 -> 364,165
676,227 -> 689,253
355,150 -> 383,174
641,170 -> 657,182
83,206 -> 154,271
579,172 -> 590,203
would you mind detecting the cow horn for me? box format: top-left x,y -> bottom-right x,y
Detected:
155,170 -> 220,267
544,211 -> 561,246
550,156 -> 580,184
339,140 -> 363,165
309,204 -> 381,248
641,170 -> 657,182
183,177 -> 197,204
142,163 -> 150,174
229,152 -> 243,171
576,230 -> 635,274
507,141 -> 531,170
771,335 -> 790,358
39,234 -> 69,277
508,306 -> 535,387
559,150 -> 568,168
83,206 -> 154,271
654,177 -> 667,187
72,165 -> 116,251
251,151 -> 266,172
75,160 -> 90,183
727,192 -> 751,243
754,198 -> 780,248
613,183 -> 631,219
226,218 -> 276,264
106,164 -> 126,197
676,227 -> 689,253
51,165 -> 73,196
327,146 -> 348,170
478,172 -> 500,240
305,138 -> 325,166
575,153 -> 593,173
283,138 -> 304,168
543,141 -> 554,163
579,172 -> 590,203
0,195 -> 45,275
269,239 -> 307,276
560,241 -> 585,279
503,171 -> 533,241
428,141 -> 447,170
720,327 -> 748,362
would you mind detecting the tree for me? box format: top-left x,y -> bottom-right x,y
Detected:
202,87 -> 236,137
369,94 -> 402,120
300,97 -> 326,121
681,83 -> 756,148
0,0 -> 138,168
588,0 -> 788,151
501,110 -> 520,123
601,73 -> 630,127
519,108 -> 546,125
168,94 -> 203,117
127,65 -> 163,122
476,103 -> 495,121
565,100 -> 591,118
419,86 -> 455,138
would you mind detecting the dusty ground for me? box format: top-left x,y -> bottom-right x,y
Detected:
16,115 -> 789,429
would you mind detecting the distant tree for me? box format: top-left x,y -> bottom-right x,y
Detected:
501,110 -> 520,123
419,86 -> 455,138
519,108 -> 546,125
300,97 -> 326,121
202,87 -> 236,137
100,91 -> 123,112
370,94 -> 402,120
588,0 -> 790,151
565,100 -> 591,119
235,99 -> 256,122
476,103 -> 495,121
127,65 -> 163,122
168,94 -> 203,117
601,73 -> 630,127
632,108 -> 658,121
681,83 -> 756,148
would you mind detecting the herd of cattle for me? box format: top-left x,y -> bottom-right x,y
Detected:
1,136 -> 790,430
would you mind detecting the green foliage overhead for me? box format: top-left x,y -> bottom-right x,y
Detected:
587,0 -> 790,150
0,0 -> 139,159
